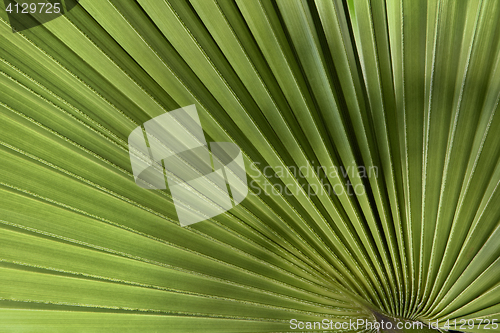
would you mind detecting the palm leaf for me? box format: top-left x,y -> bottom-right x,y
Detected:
1,0 -> 499,332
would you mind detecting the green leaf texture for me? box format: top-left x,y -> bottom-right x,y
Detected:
1,0 -> 499,332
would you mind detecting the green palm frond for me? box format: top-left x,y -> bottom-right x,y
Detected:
1,0 -> 499,332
